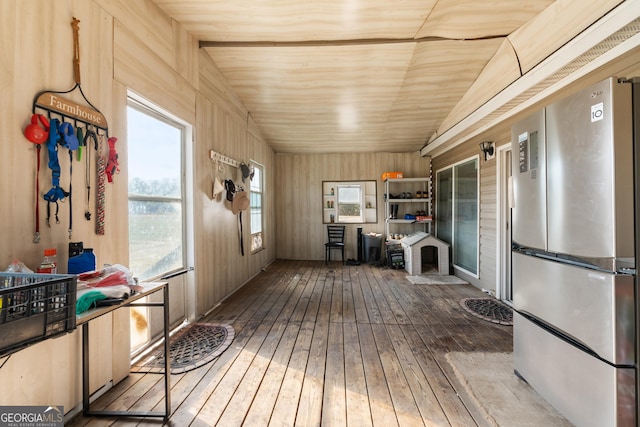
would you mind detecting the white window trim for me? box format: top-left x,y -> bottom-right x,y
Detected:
336,183 -> 365,223
250,160 -> 265,254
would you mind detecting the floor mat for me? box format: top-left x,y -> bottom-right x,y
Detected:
446,352 -> 573,427
131,323 -> 235,374
406,274 -> 469,285
460,297 -> 513,325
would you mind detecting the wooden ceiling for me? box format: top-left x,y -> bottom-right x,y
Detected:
148,0 -> 565,154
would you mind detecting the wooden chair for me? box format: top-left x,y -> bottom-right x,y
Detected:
325,225 -> 346,264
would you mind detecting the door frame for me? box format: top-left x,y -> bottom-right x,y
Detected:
496,143 -> 512,303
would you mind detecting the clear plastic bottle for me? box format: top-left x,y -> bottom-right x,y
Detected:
37,248 -> 57,274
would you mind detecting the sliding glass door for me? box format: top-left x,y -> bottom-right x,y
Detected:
436,157 -> 479,275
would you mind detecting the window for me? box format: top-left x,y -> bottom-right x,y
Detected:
436,157 -> 479,275
337,184 -> 362,223
127,99 -> 186,281
250,161 -> 264,253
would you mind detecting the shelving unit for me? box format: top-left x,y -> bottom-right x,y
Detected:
384,177 -> 432,240
322,187 -> 337,223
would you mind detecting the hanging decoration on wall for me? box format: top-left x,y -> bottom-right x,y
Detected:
95,135 -> 107,236
105,137 -> 120,183
24,17 -> 114,242
23,114 -> 50,243
24,114 -> 50,144
83,127 -> 98,221
209,150 -> 253,255
32,18 -> 109,134
42,118 -> 69,227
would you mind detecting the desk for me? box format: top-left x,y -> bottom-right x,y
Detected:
77,282 -> 170,421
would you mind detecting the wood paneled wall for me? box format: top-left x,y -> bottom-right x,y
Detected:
275,152 -> 430,260
1,0 -> 123,411
0,0 -> 275,413
195,52 -> 276,315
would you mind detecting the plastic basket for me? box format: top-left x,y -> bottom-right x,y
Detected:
0,272 -> 77,356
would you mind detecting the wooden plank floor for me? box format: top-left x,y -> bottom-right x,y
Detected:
68,260 -> 513,427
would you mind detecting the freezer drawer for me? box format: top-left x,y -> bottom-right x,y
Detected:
512,251 -> 635,365
514,312 -> 636,427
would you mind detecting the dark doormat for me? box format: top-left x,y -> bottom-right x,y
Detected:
460,298 -> 513,326
131,323 -> 235,374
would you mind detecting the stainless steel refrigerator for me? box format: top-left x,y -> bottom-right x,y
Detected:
511,77 -> 638,427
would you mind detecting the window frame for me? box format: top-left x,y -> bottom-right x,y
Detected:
126,97 -> 187,281
336,183 -> 364,223
249,160 -> 264,254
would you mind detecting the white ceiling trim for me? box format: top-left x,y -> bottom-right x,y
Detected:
421,0 -> 640,158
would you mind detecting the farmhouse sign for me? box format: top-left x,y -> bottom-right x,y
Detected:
35,92 -> 107,129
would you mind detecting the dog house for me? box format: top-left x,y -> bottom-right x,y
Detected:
400,232 -> 450,275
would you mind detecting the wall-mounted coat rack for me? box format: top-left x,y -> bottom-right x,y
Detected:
26,17 -> 111,244
31,18 -> 109,136
32,86 -> 109,135
209,150 -> 240,168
